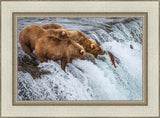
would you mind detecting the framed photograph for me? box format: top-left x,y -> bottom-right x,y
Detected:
1,0 -> 159,118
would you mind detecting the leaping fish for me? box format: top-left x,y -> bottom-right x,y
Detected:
108,51 -> 117,68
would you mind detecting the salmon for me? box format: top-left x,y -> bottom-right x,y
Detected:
108,52 -> 117,68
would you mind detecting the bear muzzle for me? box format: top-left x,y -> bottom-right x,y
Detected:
81,56 -> 86,60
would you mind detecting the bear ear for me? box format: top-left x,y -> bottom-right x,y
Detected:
80,49 -> 84,54
77,31 -> 83,36
62,31 -> 66,36
90,44 -> 95,49
89,39 -> 93,42
61,30 -> 69,38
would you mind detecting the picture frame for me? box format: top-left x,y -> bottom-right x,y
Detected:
1,0 -> 159,117
13,12 -> 148,106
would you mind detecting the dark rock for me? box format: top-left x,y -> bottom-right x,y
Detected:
130,45 -> 133,49
85,53 -> 95,64
18,55 -> 50,79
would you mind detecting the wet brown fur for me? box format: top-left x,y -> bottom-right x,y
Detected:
41,23 -> 105,58
69,31 -> 105,58
35,36 -> 86,71
19,25 -> 68,58
41,23 -> 64,30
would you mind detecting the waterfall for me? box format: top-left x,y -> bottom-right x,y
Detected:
18,17 -> 142,100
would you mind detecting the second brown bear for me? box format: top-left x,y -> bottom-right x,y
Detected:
35,35 -> 86,71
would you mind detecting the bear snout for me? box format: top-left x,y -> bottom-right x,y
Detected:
101,50 -> 105,55
81,56 -> 86,60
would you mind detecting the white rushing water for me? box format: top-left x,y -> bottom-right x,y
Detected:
18,18 -> 142,100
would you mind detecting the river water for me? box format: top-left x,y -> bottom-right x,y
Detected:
18,17 -> 142,100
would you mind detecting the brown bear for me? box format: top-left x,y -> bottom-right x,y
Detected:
19,25 -> 68,58
68,31 -> 105,58
35,36 -> 86,71
41,23 -> 64,30
41,23 -> 105,58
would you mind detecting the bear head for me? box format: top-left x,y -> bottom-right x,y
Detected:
87,39 -> 105,58
67,39 -> 86,60
76,31 -> 105,58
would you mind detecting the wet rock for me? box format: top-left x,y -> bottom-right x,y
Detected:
107,22 -> 118,26
130,45 -> 133,49
18,55 -> 50,79
85,53 -> 95,64
106,28 -> 113,33
98,56 -> 106,62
